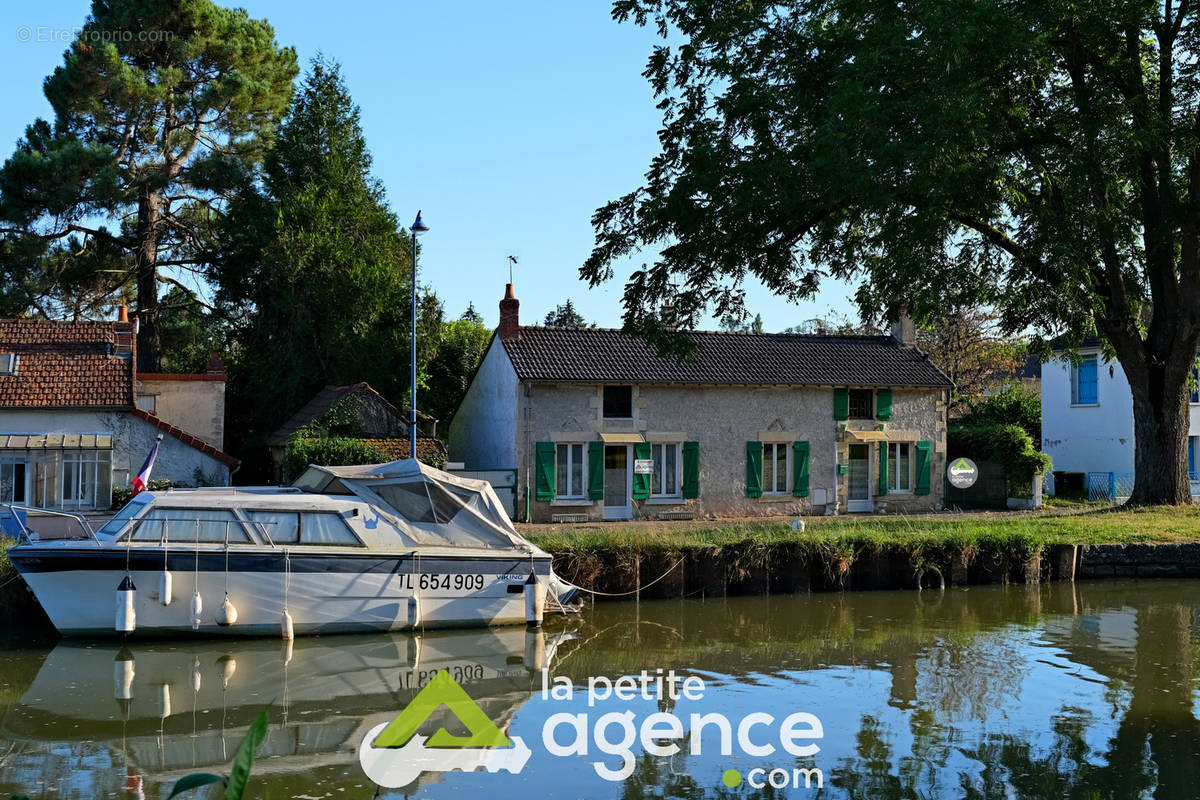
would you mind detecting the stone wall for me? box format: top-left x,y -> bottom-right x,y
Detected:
518,383 -> 947,522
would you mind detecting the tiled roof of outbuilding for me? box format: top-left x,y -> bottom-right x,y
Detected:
0,319 -> 134,408
501,327 -> 953,388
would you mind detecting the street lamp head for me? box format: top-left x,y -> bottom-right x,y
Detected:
411,211 -> 429,235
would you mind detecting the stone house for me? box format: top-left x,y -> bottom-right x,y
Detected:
267,382 -> 445,482
449,286 -> 952,522
0,315 -> 237,513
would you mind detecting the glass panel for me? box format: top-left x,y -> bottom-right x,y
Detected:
301,512 -> 361,545
570,444 -> 584,496
246,510 -> 300,543
61,459 -> 78,509
556,444 -> 569,497
848,445 -> 869,501
603,386 -> 633,418
774,445 -> 787,492
898,444 -> 911,491
130,508 -> 249,542
651,444 -> 664,494
762,444 -> 772,493
604,447 -> 627,507
95,494 -> 152,538
665,445 -> 677,495
371,481 -> 470,524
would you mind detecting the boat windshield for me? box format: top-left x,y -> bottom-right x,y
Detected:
95,494 -> 153,538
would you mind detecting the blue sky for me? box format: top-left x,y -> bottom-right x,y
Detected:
0,0 -> 858,330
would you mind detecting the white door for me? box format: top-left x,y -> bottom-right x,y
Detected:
602,445 -> 632,520
847,444 -> 873,513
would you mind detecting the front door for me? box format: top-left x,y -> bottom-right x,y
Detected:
847,444 -> 873,512
602,445 -> 632,520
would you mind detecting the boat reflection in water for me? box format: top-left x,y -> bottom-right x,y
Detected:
0,626 -> 575,798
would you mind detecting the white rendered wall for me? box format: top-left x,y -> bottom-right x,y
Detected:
447,336 -> 518,470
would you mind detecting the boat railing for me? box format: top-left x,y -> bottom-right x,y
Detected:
0,503 -> 101,547
163,486 -> 303,494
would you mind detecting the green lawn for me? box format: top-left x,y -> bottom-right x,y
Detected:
525,505 -> 1200,558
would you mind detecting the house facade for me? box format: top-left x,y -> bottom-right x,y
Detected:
449,286 -> 952,522
1041,340 -> 1200,496
0,317 -> 237,513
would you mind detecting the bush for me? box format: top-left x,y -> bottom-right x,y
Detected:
282,436 -> 387,483
111,479 -> 174,510
949,421 -> 1052,497
960,382 -> 1041,444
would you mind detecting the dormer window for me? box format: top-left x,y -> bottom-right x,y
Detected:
0,353 -> 17,376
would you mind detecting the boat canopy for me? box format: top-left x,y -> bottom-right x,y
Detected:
293,459 -> 531,551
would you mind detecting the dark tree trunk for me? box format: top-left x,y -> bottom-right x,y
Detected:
135,190 -> 161,373
1110,322 -> 1197,506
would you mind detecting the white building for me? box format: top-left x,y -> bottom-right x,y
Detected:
0,317 -> 237,517
1041,338 -> 1200,497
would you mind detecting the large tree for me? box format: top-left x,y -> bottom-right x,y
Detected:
218,59 -> 440,480
0,0 -> 297,370
425,308 -> 493,429
586,0 -> 1200,504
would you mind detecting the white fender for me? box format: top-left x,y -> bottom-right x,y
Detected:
217,596 -> 238,627
116,576 -> 136,633
281,608 -> 294,641
524,573 -> 545,627
158,570 -> 173,606
407,594 -> 421,629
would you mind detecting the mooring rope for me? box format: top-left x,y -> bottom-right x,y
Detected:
570,556 -> 685,597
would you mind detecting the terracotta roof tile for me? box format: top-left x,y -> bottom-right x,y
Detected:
501,327 -> 954,388
0,319 -> 134,408
131,408 -> 240,468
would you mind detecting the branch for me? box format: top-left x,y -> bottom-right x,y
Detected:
155,274 -> 220,313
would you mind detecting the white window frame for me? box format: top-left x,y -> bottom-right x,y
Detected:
555,443 -> 586,499
59,449 -> 112,511
1071,354 -> 1100,405
762,442 -> 789,495
650,443 -> 682,498
887,442 -> 914,493
0,456 -> 27,503
0,353 -> 17,375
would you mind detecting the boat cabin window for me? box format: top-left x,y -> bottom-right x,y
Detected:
370,481 -> 471,525
129,508 -> 251,543
244,510 -> 361,546
95,493 -> 152,538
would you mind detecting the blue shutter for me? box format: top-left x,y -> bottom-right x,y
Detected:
1190,437 -> 1196,479
1076,357 -> 1098,404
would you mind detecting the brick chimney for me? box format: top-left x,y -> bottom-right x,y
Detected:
889,303 -> 916,347
499,283 -> 520,341
205,349 -> 226,376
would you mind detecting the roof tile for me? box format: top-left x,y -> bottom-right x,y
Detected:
0,319 -> 134,408
501,327 -> 953,388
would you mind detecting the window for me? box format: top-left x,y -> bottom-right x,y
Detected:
603,386 -> 633,418
0,354 -> 16,376
135,394 -> 157,413
59,450 -> 111,511
1190,437 -> 1198,478
1191,367 -> 1199,404
95,493 -> 152,538
651,443 -> 681,497
246,510 -> 300,543
299,512 -> 361,545
762,442 -> 788,494
848,389 -> 874,419
887,442 -> 913,492
1072,355 -> 1099,404
130,508 -> 250,542
371,481 -> 472,524
0,459 -> 26,503
556,443 -> 585,498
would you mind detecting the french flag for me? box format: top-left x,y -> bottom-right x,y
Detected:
130,435 -> 163,494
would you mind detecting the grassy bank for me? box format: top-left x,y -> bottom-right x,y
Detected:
525,506 -> 1200,595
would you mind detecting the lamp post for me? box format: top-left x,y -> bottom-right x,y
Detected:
410,211 -> 429,460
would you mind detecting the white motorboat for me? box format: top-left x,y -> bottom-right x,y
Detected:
4,459 -> 581,637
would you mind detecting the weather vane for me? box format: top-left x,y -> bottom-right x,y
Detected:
507,255 -> 518,283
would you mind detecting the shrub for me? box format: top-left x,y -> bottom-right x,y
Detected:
949,421 -> 1052,497
111,479 -> 174,510
282,436 -> 387,483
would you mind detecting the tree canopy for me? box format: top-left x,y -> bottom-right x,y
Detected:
587,0 -> 1200,503
425,309 -> 494,428
217,58 -> 440,480
0,0 -> 297,370
544,299 -> 592,327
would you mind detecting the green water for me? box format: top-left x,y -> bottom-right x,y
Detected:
0,579 -> 1198,798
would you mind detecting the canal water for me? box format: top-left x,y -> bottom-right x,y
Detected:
0,579 -> 1198,799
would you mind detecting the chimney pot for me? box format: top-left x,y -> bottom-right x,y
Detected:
889,304 -> 917,347
117,304 -> 128,323
499,283 -> 520,341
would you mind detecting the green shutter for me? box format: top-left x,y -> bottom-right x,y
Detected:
792,441 -> 810,497
632,441 -> 652,500
682,441 -> 700,499
876,389 -> 892,421
834,388 -> 850,420
535,442 -> 556,501
879,442 -> 889,495
745,441 -> 763,498
915,440 -> 932,495
588,441 -> 604,500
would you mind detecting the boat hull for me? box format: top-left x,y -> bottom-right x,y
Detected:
9,545 -> 555,637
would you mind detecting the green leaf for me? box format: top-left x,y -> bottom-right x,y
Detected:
224,707 -> 271,800
166,774 -> 224,799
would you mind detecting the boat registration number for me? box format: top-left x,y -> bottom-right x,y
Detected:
397,573 -> 486,591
